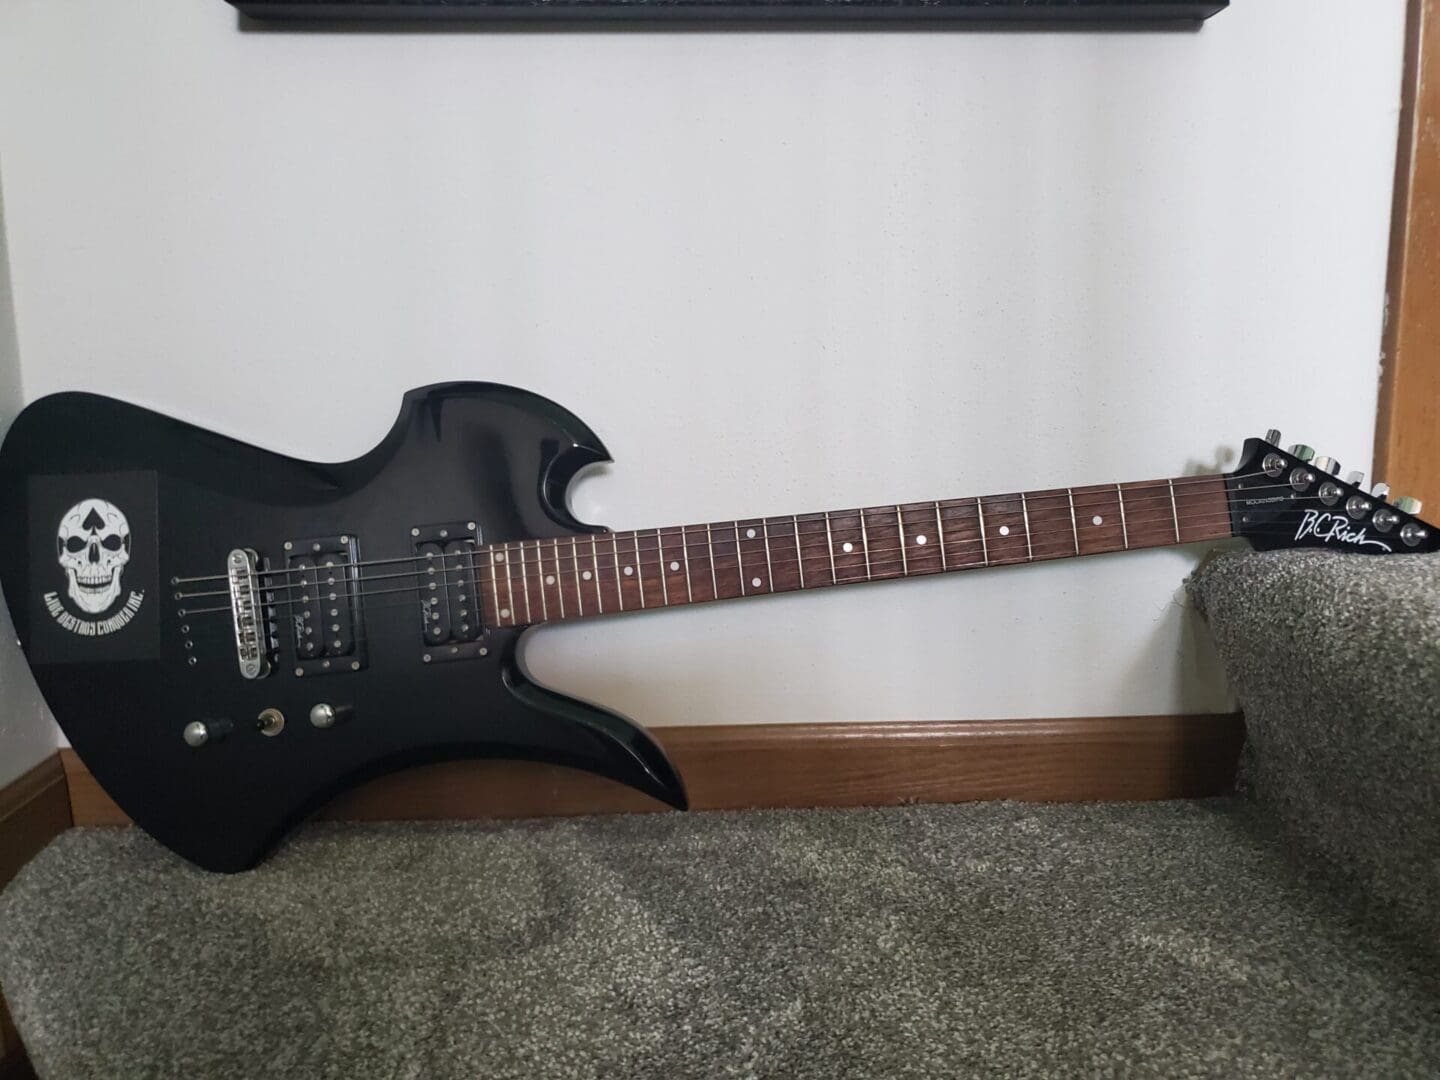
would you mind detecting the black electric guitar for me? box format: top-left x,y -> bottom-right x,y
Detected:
0,383 -> 1433,872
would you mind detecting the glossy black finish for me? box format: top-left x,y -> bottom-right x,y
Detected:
1227,437 -> 1440,556
0,384 -> 686,872
228,0 -> 1227,26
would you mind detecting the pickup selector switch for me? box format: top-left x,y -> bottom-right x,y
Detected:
257,708 -> 286,736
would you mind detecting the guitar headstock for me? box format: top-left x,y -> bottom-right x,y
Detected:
1226,429 -> 1438,555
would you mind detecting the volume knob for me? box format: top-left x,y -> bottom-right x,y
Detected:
183,721 -> 210,748
1287,444 -> 1316,462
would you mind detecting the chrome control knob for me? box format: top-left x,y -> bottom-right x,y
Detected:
1287,444 -> 1316,462
309,703 -> 338,729
1394,496 -> 1423,516
1344,471 -> 1365,487
1264,428 -> 1282,445
183,721 -> 210,748
1373,482 -> 1391,500
1312,456 -> 1341,476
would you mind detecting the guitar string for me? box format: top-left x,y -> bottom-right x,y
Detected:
173,494 -> 1276,610
170,472 -> 1348,601
169,478 -> 1370,605
171,507 -> 1357,621
167,470 -> 1279,587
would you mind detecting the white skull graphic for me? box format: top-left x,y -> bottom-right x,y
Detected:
56,499 -> 131,614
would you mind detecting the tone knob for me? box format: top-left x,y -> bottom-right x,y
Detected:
1312,456 -> 1341,476
309,702 -> 352,729
1264,428 -> 1282,445
1286,444 -> 1316,462
183,721 -> 210,748
1344,471 -> 1365,487
1373,482 -> 1391,500
1394,496 -> 1423,515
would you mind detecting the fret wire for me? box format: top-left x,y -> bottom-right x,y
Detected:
486,550 -> 503,629
632,534 -> 645,607
736,523 -> 746,596
896,506 -> 908,575
1020,492 -> 1033,562
656,528 -> 669,606
592,535 -> 604,615
1116,485 -> 1130,549
526,542 -> 543,623
570,536 -> 585,617
794,518 -> 805,589
706,523 -> 719,601
859,511 -> 872,580
680,524 -> 694,603
934,501 -> 948,571
611,534 -> 624,611
763,520 -> 774,593
1066,488 -> 1080,555
502,544 -> 516,626
548,539 -> 563,619
976,499 -> 990,565
824,512 -> 838,584
1168,478 -> 1181,542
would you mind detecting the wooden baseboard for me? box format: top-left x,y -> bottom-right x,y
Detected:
63,713 -> 1245,828
0,754 -> 72,1080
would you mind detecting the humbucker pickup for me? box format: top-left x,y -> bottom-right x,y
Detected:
284,534 -> 366,676
412,522 -> 486,662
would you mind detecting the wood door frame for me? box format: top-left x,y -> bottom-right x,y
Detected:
1378,0 -> 1440,510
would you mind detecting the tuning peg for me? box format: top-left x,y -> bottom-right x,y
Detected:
1394,496 -> 1423,515
1373,482 -> 1390,500
1264,428 -> 1282,445
1287,444 -> 1316,462
1312,455 -> 1341,475
1345,470 -> 1365,487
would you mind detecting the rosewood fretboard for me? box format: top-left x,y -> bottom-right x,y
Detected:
477,476 -> 1233,629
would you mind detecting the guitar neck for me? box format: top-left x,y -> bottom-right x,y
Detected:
481,475 -> 1234,628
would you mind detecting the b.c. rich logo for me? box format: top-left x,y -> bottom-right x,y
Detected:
43,498 -> 145,635
1294,509 -> 1392,552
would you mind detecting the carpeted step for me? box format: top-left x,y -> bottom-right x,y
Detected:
2,802 -> 1438,1079
1187,550 -> 1440,955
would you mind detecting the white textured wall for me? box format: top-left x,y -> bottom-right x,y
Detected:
0,183 -> 57,785
0,0 -> 1405,741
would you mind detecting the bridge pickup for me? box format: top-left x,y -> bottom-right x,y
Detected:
284,534 -> 366,676
227,548 -> 272,680
412,522 -> 486,663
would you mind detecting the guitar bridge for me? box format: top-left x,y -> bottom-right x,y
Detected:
227,547 -> 272,680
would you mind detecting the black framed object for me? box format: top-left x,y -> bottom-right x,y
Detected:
227,0 -> 1228,27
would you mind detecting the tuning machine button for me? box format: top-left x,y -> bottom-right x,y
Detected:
1345,494 -> 1373,520
1287,444 -> 1316,462
1264,428 -> 1282,445
308,702 -> 352,729
1373,482 -> 1391,500
1344,471 -> 1365,487
1312,456 -> 1341,476
1394,496 -> 1423,516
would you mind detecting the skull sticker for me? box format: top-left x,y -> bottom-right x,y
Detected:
56,498 -> 131,614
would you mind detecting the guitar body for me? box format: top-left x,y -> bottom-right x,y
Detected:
0,383 -> 686,872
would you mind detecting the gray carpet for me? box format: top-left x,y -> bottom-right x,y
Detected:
2,549 -> 1438,1079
